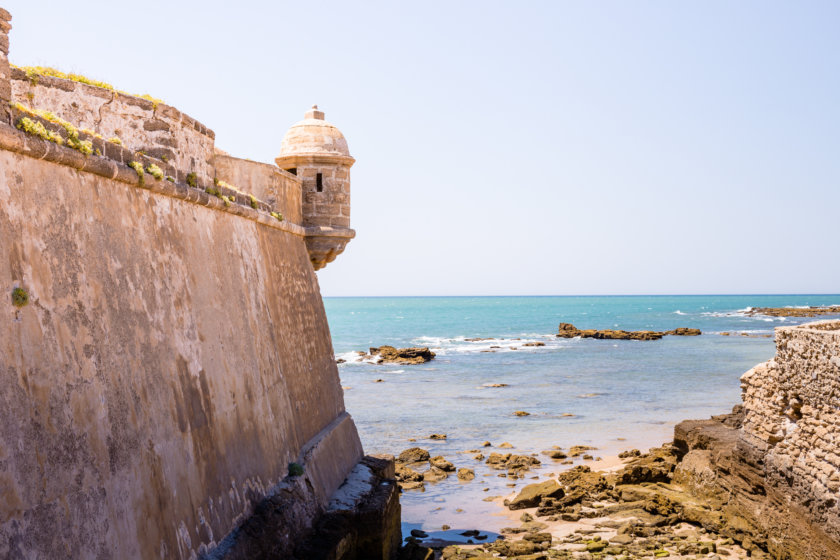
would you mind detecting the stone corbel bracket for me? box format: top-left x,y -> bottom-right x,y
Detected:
305,226 -> 356,270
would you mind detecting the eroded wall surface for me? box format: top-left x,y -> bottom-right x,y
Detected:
0,148 -> 362,559
740,320 -> 840,543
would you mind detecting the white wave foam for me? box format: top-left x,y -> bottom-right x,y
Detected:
409,333 -> 559,356
673,310 -> 686,315
335,351 -> 379,365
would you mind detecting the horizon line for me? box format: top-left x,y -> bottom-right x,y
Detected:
322,293 -> 840,298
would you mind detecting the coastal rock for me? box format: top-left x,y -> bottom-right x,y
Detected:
568,445 -> 596,457
615,445 -> 678,485
506,454 -> 541,469
745,305 -> 840,317
666,327 -> 702,336
399,481 -> 425,492
486,453 -> 540,471
396,463 -> 423,482
486,452 -> 510,466
410,529 -> 428,538
397,447 -> 430,464
522,341 -> 545,347
457,467 -> 475,481
429,456 -> 455,472
556,322 -> 701,340
543,450 -> 567,460
422,466 -> 449,482
507,480 -> 565,510
368,345 -> 436,364
513,410 -> 531,417
429,433 -> 447,440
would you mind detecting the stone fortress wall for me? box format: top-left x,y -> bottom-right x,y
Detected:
0,7 -> 397,559
739,320 -> 840,541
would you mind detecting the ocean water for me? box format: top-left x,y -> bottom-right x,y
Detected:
324,295 -> 840,536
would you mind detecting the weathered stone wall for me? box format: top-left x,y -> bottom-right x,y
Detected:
0,8 -> 11,121
739,320 -> 840,543
10,68 -> 216,185
213,154 -> 303,225
0,132 -> 363,558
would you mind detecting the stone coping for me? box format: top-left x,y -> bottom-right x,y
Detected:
0,121 -> 305,237
781,320 -> 840,333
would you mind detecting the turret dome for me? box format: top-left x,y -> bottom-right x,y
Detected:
277,106 -> 351,159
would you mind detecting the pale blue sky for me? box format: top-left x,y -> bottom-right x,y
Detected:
5,1 -> 839,296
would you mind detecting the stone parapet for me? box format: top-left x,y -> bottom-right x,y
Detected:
10,66 -> 216,185
214,153 -> 303,224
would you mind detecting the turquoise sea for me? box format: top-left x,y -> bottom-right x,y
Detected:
324,295 -> 840,536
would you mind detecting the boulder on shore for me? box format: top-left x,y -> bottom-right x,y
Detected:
506,480 -> 565,510
367,345 -> 436,364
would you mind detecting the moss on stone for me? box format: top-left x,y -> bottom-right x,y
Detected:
288,462 -> 304,477
14,65 -> 165,107
186,172 -> 197,188
129,161 -> 145,185
13,103 -> 93,155
16,116 -> 64,145
11,287 -> 29,308
145,164 -> 164,181
270,211 -> 284,222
